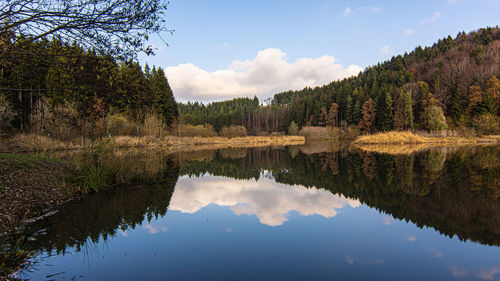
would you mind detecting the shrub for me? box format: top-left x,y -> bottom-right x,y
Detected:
472,113 -> 499,135
143,112 -> 168,138
220,125 -> 247,138
106,114 -> 135,136
176,124 -> 217,137
299,126 -> 330,140
288,121 -> 299,135
0,94 -> 15,139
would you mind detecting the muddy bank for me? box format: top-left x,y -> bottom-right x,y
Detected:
0,154 -> 81,235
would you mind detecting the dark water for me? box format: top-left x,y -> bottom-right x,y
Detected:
10,144 -> 500,280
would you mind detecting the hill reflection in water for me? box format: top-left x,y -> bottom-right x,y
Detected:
8,144 -> 500,281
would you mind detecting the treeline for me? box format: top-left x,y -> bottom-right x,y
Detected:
278,27 -> 500,134
178,27 -> 500,136
0,36 -> 178,140
178,97 -> 289,135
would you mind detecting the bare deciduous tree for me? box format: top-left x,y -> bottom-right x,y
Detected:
0,0 -> 172,60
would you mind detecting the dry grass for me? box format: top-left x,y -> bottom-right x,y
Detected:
113,135 -> 305,152
353,131 -> 500,145
1,134 -> 305,153
0,134 -> 81,152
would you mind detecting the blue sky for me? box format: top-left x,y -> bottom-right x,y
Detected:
138,0 -> 500,102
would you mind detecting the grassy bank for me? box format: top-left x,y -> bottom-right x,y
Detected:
0,153 -> 80,234
353,131 -> 500,145
0,134 -> 305,153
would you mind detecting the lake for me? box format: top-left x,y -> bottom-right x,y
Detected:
10,144 -> 500,280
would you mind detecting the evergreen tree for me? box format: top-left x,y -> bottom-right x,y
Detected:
403,92 -> 415,130
377,92 -> 393,131
450,86 -> 462,124
326,103 -> 339,127
359,98 -> 376,133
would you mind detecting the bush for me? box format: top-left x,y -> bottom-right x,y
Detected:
176,124 -> 217,137
0,94 -> 15,139
472,113 -> 499,135
299,126 -> 330,140
143,112 -> 168,138
106,114 -> 135,136
220,125 -> 247,138
288,121 -> 299,135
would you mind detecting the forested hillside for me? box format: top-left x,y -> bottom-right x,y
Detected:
0,37 -> 178,140
179,27 -> 500,136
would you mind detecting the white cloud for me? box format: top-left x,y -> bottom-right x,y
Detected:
343,6 -> 382,16
143,223 -> 168,234
450,266 -> 467,279
379,45 -> 394,55
423,246 -> 444,258
381,216 -> 395,225
223,42 -> 230,48
476,267 -> 500,280
164,48 -> 362,102
405,235 -> 417,242
404,29 -> 415,36
421,12 -> 442,23
168,175 -> 361,226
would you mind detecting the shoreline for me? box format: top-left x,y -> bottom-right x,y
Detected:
0,135 -> 305,234
353,131 -> 500,145
0,134 -> 306,153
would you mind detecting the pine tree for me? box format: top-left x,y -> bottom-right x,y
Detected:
403,92 -> 415,130
376,92 -> 393,131
359,98 -> 376,133
468,85 -> 483,116
450,86 -> 462,123
326,103 -> 339,127
345,95 -> 353,125
319,107 -> 327,126
393,92 -> 404,130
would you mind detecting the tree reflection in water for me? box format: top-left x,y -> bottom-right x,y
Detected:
4,144 -> 499,276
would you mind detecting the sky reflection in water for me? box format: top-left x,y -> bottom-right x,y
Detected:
18,146 -> 500,281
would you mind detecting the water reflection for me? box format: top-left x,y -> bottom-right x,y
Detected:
2,144 -> 499,280
170,175 -> 360,226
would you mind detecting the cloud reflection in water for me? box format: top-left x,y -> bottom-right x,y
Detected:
169,175 -> 361,226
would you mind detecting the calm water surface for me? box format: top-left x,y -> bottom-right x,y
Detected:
11,144 -> 500,280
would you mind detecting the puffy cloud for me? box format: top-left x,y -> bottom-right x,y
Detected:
143,223 -> 168,234
381,216 -> 395,225
164,48 -> 362,102
450,266 -> 467,279
423,246 -> 444,258
405,235 -> 417,242
343,6 -> 382,16
168,175 -> 361,226
476,267 -> 500,280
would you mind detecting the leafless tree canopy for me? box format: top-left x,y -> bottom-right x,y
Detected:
0,0 -> 171,59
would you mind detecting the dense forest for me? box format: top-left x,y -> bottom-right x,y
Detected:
179,27 -> 500,136
2,27 -> 500,140
0,36 -> 178,140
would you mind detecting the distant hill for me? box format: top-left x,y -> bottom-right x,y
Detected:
178,27 -> 500,135
273,27 -> 500,132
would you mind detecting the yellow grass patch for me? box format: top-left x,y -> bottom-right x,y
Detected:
114,136 -> 306,152
353,131 -> 500,145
